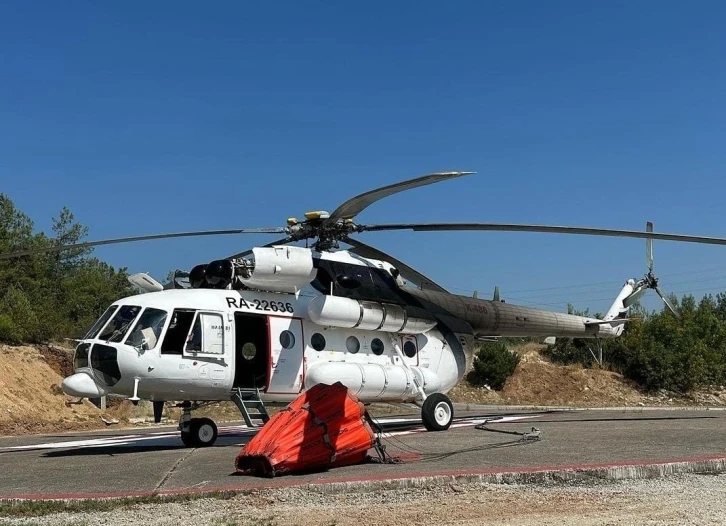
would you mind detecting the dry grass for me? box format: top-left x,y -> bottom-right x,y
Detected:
450,343 -> 648,407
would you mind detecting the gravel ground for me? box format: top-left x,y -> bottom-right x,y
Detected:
2,473 -> 726,526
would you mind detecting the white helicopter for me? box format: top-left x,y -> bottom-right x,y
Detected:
4,171 -> 726,448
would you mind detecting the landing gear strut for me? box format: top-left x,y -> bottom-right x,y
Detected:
388,336 -> 454,432
420,393 -> 454,431
177,401 -> 219,447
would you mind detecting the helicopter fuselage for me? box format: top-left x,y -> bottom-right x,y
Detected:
62,286 -> 462,404
62,246 -> 636,408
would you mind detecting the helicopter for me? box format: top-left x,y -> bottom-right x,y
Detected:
4,171 -> 726,448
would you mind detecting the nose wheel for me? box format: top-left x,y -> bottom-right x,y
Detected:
178,402 -> 219,447
181,417 -> 218,447
421,393 -> 454,431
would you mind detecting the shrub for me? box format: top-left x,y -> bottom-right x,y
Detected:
542,338 -> 594,367
470,341 -> 521,390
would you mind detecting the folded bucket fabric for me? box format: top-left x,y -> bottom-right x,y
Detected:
235,381 -> 376,477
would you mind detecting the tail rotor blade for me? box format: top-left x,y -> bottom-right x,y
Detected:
646,221 -> 654,272
655,285 -> 681,320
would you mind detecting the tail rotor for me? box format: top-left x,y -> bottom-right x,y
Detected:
643,221 -> 681,320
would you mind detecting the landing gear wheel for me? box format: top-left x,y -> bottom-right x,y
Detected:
421,393 -> 454,431
180,429 -> 197,447
192,417 -> 218,447
181,417 -> 218,447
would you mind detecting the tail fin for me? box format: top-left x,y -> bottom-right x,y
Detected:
604,279 -> 638,322
604,220 -> 680,326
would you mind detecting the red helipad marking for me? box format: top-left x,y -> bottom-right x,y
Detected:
3,453 -> 726,501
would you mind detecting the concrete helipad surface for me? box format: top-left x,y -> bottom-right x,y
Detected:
2,406 -> 726,500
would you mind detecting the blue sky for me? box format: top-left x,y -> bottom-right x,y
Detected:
2,1 -> 726,315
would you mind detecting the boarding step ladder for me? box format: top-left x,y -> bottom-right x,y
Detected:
231,387 -> 271,428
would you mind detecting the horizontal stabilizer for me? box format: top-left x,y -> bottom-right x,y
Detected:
474,334 -> 501,342
584,319 -> 630,328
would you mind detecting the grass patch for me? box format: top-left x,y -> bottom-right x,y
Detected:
0,490 -> 246,518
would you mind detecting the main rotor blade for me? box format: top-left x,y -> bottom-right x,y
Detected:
327,171 -> 474,223
343,237 -> 450,294
654,285 -> 681,320
646,221 -> 654,272
0,227 -> 288,260
226,237 -> 292,260
358,222 -> 726,247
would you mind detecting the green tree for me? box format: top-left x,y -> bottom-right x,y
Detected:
0,194 -> 135,343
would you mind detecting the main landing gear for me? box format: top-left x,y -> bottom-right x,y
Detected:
420,392 -> 454,431
388,336 -> 454,432
177,401 -> 219,447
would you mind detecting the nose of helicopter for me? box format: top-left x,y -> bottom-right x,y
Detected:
62,371 -> 108,398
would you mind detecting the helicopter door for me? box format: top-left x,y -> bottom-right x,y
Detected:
266,316 -> 304,395
233,312 -> 269,389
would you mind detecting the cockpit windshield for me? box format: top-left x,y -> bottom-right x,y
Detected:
97,305 -> 142,342
124,307 -> 168,350
83,305 -> 118,340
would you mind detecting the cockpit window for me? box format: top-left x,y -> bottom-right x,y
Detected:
161,309 -> 196,354
98,305 -> 142,342
185,315 -> 203,352
124,308 -> 168,350
74,342 -> 91,369
83,305 -> 118,340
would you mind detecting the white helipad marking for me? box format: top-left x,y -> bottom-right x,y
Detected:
382,415 -> 540,437
0,425 -> 256,453
0,415 -> 542,453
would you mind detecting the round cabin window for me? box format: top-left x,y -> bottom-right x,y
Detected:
311,333 -> 326,351
346,336 -> 360,354
280,330 -> 295,349
371,338 -> 384,355
242,342 -> 257,361
403,340 -> 417,358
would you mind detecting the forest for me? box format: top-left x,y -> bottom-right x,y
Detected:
542,295 -> 726,393
0,193 -> 135,343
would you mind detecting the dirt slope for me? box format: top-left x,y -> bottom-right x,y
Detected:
448,343 -> 725,407
0,344 -> 129,436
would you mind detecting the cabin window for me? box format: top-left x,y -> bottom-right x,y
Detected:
242,342 -> 257,360
97,305 -> 142,343
311,333 -> 326,351
371,337 -> 384,355
403,339 -> 417,358
161,309 -> 196,354
125,308 -> 168,350
346,335 -> 360,354
280,330 -> 296,349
